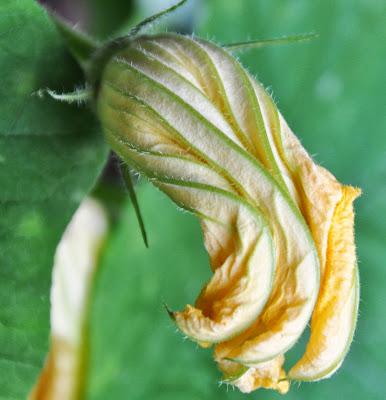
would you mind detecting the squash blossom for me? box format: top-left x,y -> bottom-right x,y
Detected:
96,33 -> 360,393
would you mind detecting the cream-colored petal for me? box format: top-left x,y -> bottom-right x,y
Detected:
160,183 -> 276,343
29,199 -> 108,400
98,37 -> 319,350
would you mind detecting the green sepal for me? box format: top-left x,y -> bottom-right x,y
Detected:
128,0 -> 188,37
34,86 -> 92,105
120,165 -> 149,248
47,11 -> 100,69
224,32 -> 319,52
87,0 -> 188,91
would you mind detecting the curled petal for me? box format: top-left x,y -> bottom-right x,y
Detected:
289,185 -> 361,380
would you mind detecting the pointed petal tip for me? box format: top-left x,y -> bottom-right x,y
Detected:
163,302 -> 176,320
345,185 -> 362,200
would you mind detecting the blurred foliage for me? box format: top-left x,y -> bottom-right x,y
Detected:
85,1 -> 386,399
0,0 -> 108,397
1,0 -> 385,399
86,0 -> 136,39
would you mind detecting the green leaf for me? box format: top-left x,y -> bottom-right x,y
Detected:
86,0 -> 136,40
49,12 -> 99,69
0,0 -> 108,397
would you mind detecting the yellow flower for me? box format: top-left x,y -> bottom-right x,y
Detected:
97,33 -> 360,393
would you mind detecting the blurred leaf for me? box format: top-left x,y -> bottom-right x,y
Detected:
0,0 -> 108,397
51,12 -> 99,69
86,0 -> 136,40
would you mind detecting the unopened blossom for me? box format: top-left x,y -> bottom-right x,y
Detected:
97,33 -> 360,393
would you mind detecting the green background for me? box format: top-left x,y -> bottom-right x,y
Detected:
1,0 -> 385,399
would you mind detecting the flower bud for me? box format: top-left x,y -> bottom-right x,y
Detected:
97,33 -> 360,393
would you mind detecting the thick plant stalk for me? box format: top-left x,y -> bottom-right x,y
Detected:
96,33 -> 360,393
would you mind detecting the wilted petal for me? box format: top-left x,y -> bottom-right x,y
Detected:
218,356 -> 289,394
289,185 -> 360,380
